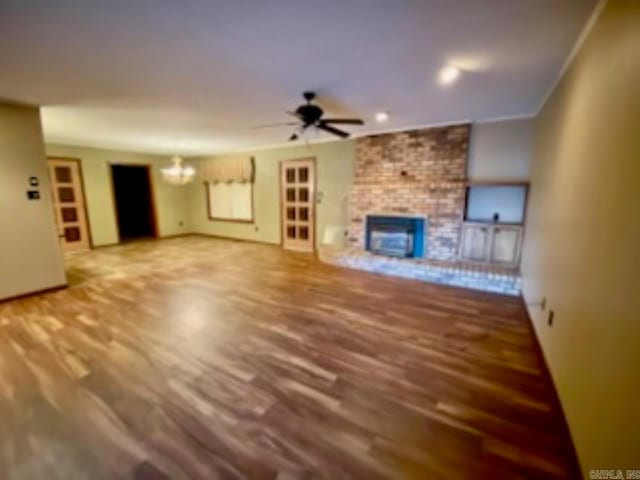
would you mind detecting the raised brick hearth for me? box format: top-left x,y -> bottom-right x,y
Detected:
321,248 -> 522,296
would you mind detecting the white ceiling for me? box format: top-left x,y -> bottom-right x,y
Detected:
0,0 -> 597,155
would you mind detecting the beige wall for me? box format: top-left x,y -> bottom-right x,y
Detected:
521,0 -> 639,473
46,144 -> 191,246
468,118 -> 533,181
189,140 -> 354,248
0,104 -> 66,300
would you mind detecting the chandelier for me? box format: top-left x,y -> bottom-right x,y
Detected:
161,155 -> 196,185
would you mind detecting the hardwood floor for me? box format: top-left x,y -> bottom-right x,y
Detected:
0,236 -> 577,479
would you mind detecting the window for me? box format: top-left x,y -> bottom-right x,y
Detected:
206,181 -> 253,222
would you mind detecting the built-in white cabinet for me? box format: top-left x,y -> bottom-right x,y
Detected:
461,181 -> 528,267
460,224 -> 491,261
491,226 -> 522,264
460,222 -> 523,266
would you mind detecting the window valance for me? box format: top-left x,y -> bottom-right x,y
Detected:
201,156 -> 254,183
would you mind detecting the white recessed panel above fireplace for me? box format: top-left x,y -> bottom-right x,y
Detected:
466,185 -> 527,224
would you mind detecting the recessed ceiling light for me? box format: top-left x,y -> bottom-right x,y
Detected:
439,66 -> 460,86
375,111 -> 389,123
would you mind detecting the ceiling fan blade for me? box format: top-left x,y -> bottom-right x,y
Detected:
287,111 -> 303,119
317,123 -> 350,138
321,118 -> 364,125
252,122 -> 299,129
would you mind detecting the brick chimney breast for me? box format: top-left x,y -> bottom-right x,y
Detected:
348,124 -> 470,260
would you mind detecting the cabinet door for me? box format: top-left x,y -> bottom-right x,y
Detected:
460,224 -> 491,261
491,226 -> 522,265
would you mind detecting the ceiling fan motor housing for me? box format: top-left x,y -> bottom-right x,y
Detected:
295,104 -> 324,126
284,91 -> 363,140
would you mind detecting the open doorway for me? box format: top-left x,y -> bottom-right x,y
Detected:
110,164 -> 158,242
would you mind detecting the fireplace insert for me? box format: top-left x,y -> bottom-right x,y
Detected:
365,215 -> 426,258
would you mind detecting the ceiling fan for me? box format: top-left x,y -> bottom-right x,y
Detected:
256,92 -> 364,141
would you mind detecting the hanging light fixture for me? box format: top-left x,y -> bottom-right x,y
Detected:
161,155 -> 196,185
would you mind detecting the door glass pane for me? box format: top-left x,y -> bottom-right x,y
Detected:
299,207 -> 309,221
287,225 -> 296,239
61,207 -> 78,222
298,187 -> 309,202
298,167 -> 309,183
286,207 -> 296,221
299,226 -> 309,240
64,226 -> 81,242
286,188 -> 296,202
58,187 -> 75,203
286,168 -> 296,183
55,166 -> 72,183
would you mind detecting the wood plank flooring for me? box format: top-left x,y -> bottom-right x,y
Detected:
0,236 -> 577,479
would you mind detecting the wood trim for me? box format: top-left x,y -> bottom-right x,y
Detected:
107,164 -> 122,244
91,242 -> 121,249
278,160 -> 284,247
462,219 -> 526,227
466,180 -> 530,186
145,164 -> 160,238
159,233 -> 192,240
192,232 -> 276,246
279,157 -> 317,253
309,157 -> 318,254
47,156 -> 94,249
0,284 -> 68,304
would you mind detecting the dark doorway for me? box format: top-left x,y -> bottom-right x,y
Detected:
111,165 -> 158,242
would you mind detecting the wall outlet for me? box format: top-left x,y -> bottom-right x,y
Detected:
255,226 -> 259,232
179,221 -> 184,227
548,309 -> 555,326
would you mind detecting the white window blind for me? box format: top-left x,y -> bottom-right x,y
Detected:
207,181 -> 252,221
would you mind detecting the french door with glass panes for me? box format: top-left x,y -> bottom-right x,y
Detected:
48,158 -> 91,252
281,158 -> 315,252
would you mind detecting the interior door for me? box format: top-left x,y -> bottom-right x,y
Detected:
281,158 -> 315,252
48,158 -> 91,252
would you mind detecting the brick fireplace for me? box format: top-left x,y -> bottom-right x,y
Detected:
322,123 -> 522,296
347,124 -> 469,260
